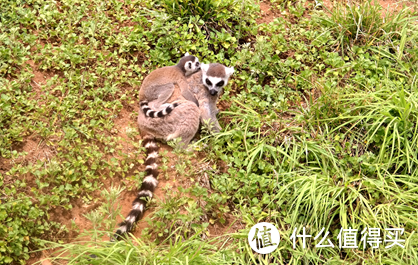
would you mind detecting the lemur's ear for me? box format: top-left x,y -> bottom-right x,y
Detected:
184,52 -> 190,56
200,63 -> 209,73
225,66 -> 234,78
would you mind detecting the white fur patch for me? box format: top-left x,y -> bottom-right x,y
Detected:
118,225 -> 127,233
126,215 -> 136,223
147,151 -> 158,159
138,190 -> 153,198
143,175 -> 158,187
225,66 -> 234,77
133,202 -> 142,209
145,141 -> 157,148
200,63 -> 209,72
166,133 -> 177,141
206,76 -> 223,85
146,163 -> 158,170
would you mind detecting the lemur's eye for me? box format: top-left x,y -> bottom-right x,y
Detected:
195,62 -> 200,67
216,80 -> 224,87
206,78 -> 212,86
187,62 -> 192,69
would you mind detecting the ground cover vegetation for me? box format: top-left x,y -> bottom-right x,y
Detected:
1,0 -> 418,264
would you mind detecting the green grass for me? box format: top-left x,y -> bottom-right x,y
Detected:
40,230 -> 245,264
1,0 -> 418,264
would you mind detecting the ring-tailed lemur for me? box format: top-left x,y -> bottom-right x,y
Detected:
139,53 -> 201,118
113,62 -> 234,240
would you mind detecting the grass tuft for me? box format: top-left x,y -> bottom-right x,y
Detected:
316,0 -> 417,53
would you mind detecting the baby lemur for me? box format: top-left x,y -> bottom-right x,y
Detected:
138,53 -> 201,118
114,55 -> 234,239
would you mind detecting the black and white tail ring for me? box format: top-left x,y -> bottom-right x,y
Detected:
140,101 -> 179,118
113,135 -> 159,240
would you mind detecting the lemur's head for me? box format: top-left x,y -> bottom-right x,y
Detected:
200,63 -> 234,96
177,52 -> 201,77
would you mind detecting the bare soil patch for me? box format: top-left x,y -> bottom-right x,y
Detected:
257,0 -> 283,24
12,135 -> 54,165
27,60 -> 49,89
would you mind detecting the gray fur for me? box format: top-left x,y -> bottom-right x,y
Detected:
138,63 -> 234,145
138,54 -> 201,117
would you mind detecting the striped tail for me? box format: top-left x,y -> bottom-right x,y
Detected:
113,135 -> 159,240
140,101 -> 179,118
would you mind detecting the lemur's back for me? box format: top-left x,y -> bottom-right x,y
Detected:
138,66 -> 186,102
138,69 -> 203,145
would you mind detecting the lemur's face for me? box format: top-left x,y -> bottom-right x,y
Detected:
180,53 -> 201,76
200,63 -> 234,96
184,58 -> 200,76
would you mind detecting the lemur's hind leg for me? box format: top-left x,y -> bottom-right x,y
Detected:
138,100 -> 200,146
164,101 -> 201,147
